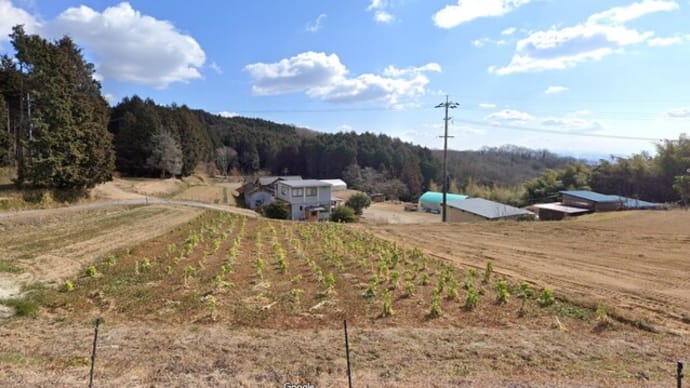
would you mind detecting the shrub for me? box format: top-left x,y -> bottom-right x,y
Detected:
345,193 -> 371,215
261,200 -> 289,220
483,261 -> 493,284
496,279 -> 510,304
1,299 -> 38,317
538,288 -> 555,307
62,279 -> 75,292
382,290 -> 394,317
85,265 -> 98,278
464,287 -> 479,311
330,206 -> 356,223
429,292 -> 443,318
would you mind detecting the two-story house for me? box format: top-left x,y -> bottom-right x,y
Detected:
274,180 -> 332,221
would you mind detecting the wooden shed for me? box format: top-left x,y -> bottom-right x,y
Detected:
559,190 -> 622,212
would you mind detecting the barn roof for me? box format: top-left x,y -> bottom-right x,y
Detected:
320,179 -> 347,187
559,190 -> 620,203
530,202 -> 590,214
258,175 -> 302,186
447,198 -> 534,219
418,191 -> 468,204
612,196 -> 663,209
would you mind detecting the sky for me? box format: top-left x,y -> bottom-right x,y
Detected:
1,0 -> 689,158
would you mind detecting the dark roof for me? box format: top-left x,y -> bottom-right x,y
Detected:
560,190 -> 620,203
530,202 -> 590,214
258,176 -> 302,186
447,198 -> 534,219
278,179 -> 331,188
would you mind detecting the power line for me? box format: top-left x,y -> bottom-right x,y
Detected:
450,118 -> 665,142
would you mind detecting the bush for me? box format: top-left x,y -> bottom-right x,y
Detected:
261,200 -> 289,219
1,299 -> 38,317
538,288 -> 556,307
330,206 -> 356,223
345,193 -> 371,215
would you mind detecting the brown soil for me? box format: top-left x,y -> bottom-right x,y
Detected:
368,210 -> 690,335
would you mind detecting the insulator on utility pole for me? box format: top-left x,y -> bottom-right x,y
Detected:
435,95 -> 459,223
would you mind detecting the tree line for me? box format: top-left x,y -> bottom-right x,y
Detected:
1,27 -> 687,205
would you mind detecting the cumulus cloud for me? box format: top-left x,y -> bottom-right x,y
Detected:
367,0 -> 396,23
545,86 -> 569,94
0,0 -> 40,41
218,111 -> 239,118
47,2 -> 206,87
490,0 -> 680,75
433,0 -> 531,29
245,51 -> 441,106
479,103 -> 496,109
486,109 -> 535,124
305,13 -> 327,32
665,107 -> 690,118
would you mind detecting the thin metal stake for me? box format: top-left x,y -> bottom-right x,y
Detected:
344,320 -> 353,388
678,360 -> 684,388
89,317 -> 102,388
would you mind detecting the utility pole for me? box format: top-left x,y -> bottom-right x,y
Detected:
435,96 -> 459,222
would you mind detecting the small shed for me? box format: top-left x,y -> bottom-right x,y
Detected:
418,191 -> 468,213
560,190 -> 622,212
320,179 -> 347,191
529,202 -> 591,221
447,198 -> 535,222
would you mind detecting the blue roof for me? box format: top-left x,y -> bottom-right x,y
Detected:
560,190 -> 620,203
561,190 -> 663,208
418,191 -> 468,204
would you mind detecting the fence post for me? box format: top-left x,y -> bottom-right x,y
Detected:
89,317 -> 102,388
344,320 -> 353,388
678,361 -> 684,388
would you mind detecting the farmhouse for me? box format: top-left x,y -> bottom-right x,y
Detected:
320,179 -> 347,191
239,175 -> 302,210
529,202 -> 591,221
447,198 -> 535,222
418,191 -> 468,213
275,179 -> 332,221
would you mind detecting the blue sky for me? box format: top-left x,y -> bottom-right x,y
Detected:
1,0 -> 689,157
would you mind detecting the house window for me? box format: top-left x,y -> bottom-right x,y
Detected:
292,188 -> 304,197
280,185 -> 288,196
305,187 -> 317,197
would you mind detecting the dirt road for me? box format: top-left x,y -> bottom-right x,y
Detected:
369,210 -> 690,333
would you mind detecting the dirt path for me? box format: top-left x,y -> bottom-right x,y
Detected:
368,210 -> 690,334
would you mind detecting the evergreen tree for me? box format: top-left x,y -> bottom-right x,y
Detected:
10,26 -> 114,189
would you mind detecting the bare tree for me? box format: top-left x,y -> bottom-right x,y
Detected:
147,129 -> 182,178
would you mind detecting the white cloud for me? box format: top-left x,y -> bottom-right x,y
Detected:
665,107 -> 690,118
472,37 -> 507,47
103,93 -> 117,105
648,35 -> 688,46
245,51 -> 441,106
486,109 -> 535,124
374,11 -> 395,23
575,109 -> 592,116
218,111 -> 239,118
479,103 -> 496,109
490,0 -> 680,75
545,86 -> 569,94
501,27 -> 517,36
209,61 -> 223,75
541,117 -> 604,132
433,0 -> 531,29
48,2 -> 206,87
0,0 -> 39,41
338,124 -> 354,132
367,0 -> 396,23
305,13 -> 327,32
